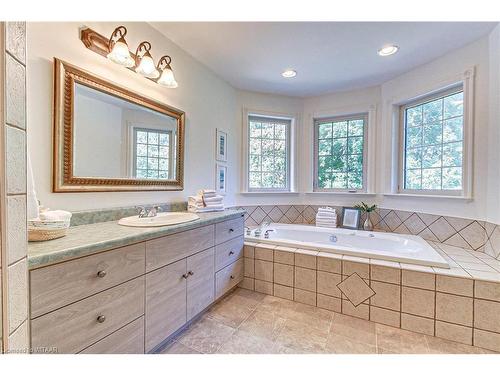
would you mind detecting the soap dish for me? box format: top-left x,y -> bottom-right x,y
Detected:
28,228 -> 67,242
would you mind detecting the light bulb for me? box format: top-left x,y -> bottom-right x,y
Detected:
378,45 -> 399,56
135,54 -> 159,79
157,66 -> 178,88
107,39 -> 135,67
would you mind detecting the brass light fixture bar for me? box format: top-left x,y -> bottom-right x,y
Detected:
80,26 -> 177,87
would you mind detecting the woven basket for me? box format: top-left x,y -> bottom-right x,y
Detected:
28,228 -> 67,242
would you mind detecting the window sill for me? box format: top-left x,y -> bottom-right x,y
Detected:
383,193 -> 473,201
305,191 -> 377,196
240,191 -> 300,195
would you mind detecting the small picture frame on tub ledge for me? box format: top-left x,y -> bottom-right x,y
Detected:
341,207 -> 361,230
216,163 -> 227,195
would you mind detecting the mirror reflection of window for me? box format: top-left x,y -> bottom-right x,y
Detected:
133,128 -> 172,179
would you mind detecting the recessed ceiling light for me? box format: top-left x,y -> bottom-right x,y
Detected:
378,45 -> 399,57
282,69 -> 297,78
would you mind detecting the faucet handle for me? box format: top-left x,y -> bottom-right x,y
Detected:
264,229 -> 275,239
244,226 -> 252,235
136,206 -> 146,217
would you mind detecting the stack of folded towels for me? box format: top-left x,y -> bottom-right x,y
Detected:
315,207 -> 337,228
188,189 -> 225,212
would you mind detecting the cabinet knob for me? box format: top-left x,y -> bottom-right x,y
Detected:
229,251 -> 234,256
97,270 -> 107,278
182,273 -> 189,279
229,228 -> 234,233
188,271 -> 194,276
230,275 -> 235,279
97,315 -> 106,323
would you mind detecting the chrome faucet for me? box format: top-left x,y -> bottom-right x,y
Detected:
254,221 -> 271,237
244,226 -> 252,235
329,234 -> 338,243
137,205 -> 162,218
264,229 -> 275,239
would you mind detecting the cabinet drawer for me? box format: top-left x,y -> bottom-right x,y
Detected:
146,225 -> 214,272
215,216 -> 244,244
187,247 -> 215,320
215,236 -> 243,271
215,258 -> 243,299
145,259 -> 187,352
31,277 -> 145,354
80,316 -> 145,354
30,243 -> 145,318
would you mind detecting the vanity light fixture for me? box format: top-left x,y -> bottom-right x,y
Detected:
106,26 -> 135,67
377,44 -> 399,56
80,27 -> 178,87
282,69 -> 297,78
135,41 -> 160,79
156,55 -> 178,88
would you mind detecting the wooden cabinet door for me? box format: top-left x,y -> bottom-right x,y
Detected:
145,259 -> 187,352
186,248 -> 215,321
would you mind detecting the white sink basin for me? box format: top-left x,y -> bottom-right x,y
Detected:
118,212 -> 200,227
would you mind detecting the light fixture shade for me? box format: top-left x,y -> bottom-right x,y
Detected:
107,38 -> 135,67
157,66 -> 178,88
135,54 -> 159,78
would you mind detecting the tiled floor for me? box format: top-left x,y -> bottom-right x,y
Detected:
160,287 -> 497,354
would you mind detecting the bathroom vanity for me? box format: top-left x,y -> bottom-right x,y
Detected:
28,210 -> 244,354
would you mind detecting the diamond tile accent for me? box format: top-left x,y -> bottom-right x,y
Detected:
418,213 -> 440,226
404,214 -> 426,234
395,210 -> 412,222
268,206 -> 283,222
337,273 -> 375,307
249,207 -> 267,225
285,206 -> 300,222
384,211 -> 403,231
459,222 -> 486,250
429,217 -> 456,242
444,233 -> 472,250
394,223 -> 411,235
445,216 -> 474,232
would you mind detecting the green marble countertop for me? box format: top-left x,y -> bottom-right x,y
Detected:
28,209 -> 244,269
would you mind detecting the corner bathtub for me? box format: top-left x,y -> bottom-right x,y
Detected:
245,223 -> 450,268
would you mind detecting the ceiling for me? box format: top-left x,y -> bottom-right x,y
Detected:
151,22 -> 497,97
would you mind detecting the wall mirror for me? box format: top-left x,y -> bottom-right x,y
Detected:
53,58 -> 185,192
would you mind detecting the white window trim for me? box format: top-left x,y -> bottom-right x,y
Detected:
241,108 -> 298,193
307,104 -> 377,194
389,67 -> 475,199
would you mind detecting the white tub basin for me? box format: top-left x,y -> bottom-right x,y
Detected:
118,212 -> 200,227
246,223 -> 450,268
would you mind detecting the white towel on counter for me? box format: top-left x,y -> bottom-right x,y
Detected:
38,209 -> 72,222
316,206 -> 337,228
188,205 -> 224,213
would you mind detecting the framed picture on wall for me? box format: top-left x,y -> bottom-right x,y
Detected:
216,163 -> 227,194
216,129 -> 228,162
341,207 -> 361,230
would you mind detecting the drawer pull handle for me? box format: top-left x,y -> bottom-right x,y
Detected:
229,228 -> 234,233
182,273 -> 189,279
229,251 -> 234,256
230,275 -> 235,279
97,315 -> 106,323
97,270 -> 107,278
188,271 -> 194,276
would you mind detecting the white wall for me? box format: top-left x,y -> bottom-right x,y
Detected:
486,24 -> 500,224
27,22 -> 237,211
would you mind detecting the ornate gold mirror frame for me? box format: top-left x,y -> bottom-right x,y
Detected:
53,58 -> 185,192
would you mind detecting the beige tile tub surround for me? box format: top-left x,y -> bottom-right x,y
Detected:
233,205 -> 500,260
1,21 -> 28,353
241,241 -> 500,352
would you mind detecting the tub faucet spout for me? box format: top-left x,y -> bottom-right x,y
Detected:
330,234 -> 338,243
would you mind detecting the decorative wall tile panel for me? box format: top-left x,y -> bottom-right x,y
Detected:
337,273 -> 375,306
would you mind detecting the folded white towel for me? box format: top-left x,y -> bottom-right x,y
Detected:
188,195 -> 223,204
318,206 -> 335,212
316,223 -> 337,228
316,212 -> 336,218
316,219 -> 337,224
197,189 -> 217,198
38,210 -> 72,222
188,205 -> 224,213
